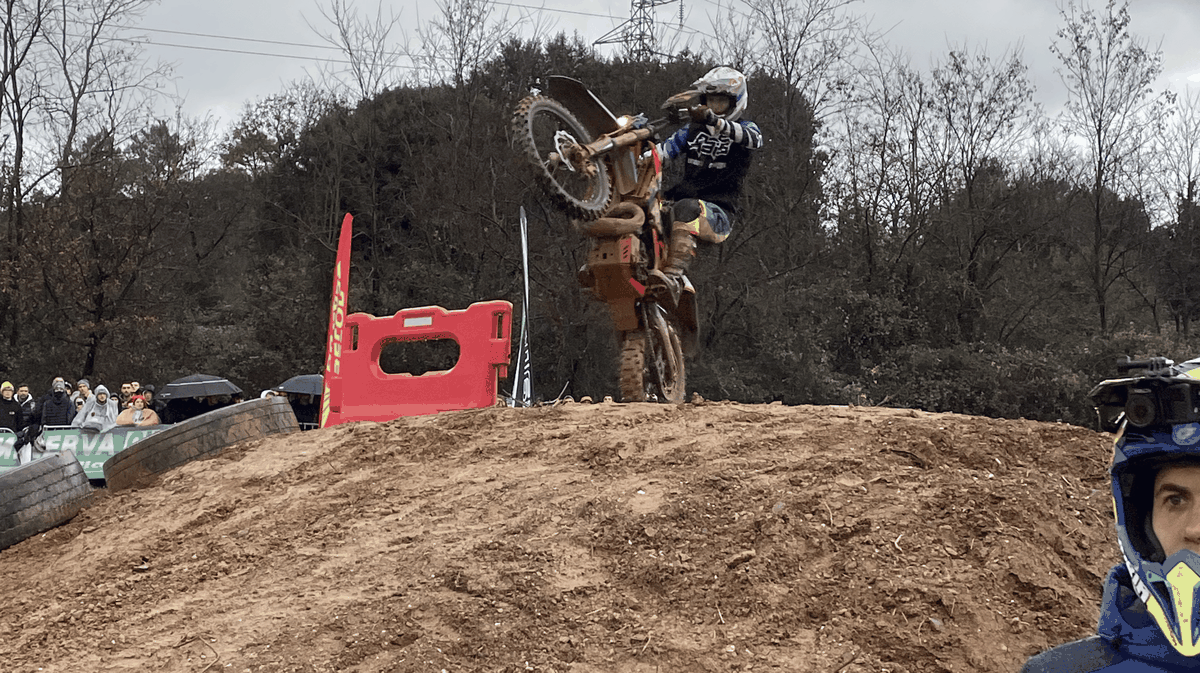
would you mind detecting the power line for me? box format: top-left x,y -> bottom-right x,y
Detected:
136,26 -> 344,53
104,0 -> 710,68
490,0 -> 621,20
121,36 -> 428,71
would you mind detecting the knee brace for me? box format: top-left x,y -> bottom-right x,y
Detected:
672,199 -> 705,237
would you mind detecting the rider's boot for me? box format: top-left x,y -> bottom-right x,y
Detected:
648,222 -> 696,310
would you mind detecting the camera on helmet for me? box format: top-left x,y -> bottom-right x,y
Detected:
1089,356 -> 1200,433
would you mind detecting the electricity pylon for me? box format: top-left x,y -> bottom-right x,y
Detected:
594,0 -> 683,61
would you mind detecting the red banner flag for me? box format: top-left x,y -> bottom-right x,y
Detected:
320,214 -> 353,428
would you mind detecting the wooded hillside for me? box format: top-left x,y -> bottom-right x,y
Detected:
2,0 -> 1198,426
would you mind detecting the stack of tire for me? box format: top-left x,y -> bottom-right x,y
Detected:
0,452 -> 92,551
103,396 -> 299,490
0,397 -> 299,551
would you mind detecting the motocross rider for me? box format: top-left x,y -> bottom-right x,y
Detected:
1022,397 -> 1200,671
649,66 -> 763,306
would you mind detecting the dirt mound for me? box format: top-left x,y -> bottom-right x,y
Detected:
0,401 -> 1116,672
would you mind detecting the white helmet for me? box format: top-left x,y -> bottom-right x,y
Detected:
692,66 -> 748,122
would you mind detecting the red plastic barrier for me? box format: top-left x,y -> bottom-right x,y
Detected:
321,300 -> 513,426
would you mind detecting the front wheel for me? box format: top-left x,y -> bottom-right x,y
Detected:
513,95 -> 614,221
618,304 -> 686,403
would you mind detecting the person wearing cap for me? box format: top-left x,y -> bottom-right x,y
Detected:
36,379 -> 75,427
0,382 -> 23,432
71,379 -> 91,404
1025,358 -> 1200,672
116,395 -> 161,427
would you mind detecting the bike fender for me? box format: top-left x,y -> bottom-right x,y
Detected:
546,76 -> 620,138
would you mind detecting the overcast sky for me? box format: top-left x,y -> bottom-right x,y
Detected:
136,0 -> 1200,128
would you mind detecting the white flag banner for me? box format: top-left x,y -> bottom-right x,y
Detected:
512,207 -> 533,406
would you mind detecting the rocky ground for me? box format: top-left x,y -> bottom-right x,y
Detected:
0,400 -> 1117,672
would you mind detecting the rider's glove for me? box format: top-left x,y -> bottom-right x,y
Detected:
689,105 -> 718,126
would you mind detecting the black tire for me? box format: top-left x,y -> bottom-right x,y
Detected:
0,451 -> 92,551
513,95 -> 614,221
618,305 -> 686,403
619,329 -> 648,402
103,397 -> 299,491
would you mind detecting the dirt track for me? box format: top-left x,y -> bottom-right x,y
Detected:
0,401 -> 1116,672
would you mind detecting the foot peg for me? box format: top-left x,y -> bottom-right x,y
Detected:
647,269 -> 682,309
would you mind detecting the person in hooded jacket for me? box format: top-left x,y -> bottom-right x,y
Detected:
1024,359 -> 1200,672
72,384 -> 119,432
37,380 -> 75,427
0,381 -> 24,432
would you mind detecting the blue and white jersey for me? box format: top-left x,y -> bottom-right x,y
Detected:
659,117 -> 762,217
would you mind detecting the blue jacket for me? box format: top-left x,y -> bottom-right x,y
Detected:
1022,565 -> 1197,672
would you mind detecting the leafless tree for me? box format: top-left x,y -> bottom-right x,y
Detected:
926,44 -> 1038,340
308,0 -> 405,102
1,0 -> 51,242
1150,87 -> 1200,227
1051,0 -> 1172,332
930,45 -> 1034,199
42,0 -> 170,201
705,0 -> 757,72
826,43 -> 922,282
416,0 -> 529,88
736,0 -> 867,125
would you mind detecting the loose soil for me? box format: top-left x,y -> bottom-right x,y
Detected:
0,400 -> 1117,672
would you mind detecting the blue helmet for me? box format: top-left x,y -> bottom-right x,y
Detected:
1092,356 -> 1200,656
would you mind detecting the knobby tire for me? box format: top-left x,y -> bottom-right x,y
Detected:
513,95 -> 614,221
618,304 -> 686,403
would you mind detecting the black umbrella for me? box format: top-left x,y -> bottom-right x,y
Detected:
275,374 -> 323,397
158,374 -> 243,401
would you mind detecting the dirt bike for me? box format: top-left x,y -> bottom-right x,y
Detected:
513,76 -> 699,403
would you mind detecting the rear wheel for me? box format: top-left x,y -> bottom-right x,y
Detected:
618,304 -> 686,403
513,95 -> 613,221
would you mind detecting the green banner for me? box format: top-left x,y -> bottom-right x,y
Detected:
0,425 -> 169,480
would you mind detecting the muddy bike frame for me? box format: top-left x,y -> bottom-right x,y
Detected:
515,76 -> 698,402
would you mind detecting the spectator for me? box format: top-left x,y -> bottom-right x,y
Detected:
37,380 -> 74,426
72,384 -> 118,432
15,384 -> 35,427
116,395 -> 161,427
119,382 -> 133,409
290,394 -> 319,426
71,379 -> 91,404
141,385 -> 166,419
130,381 -> 141,395
74,397 -> 85,415
163,396 -> 203,424
0,382 -> 23,431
